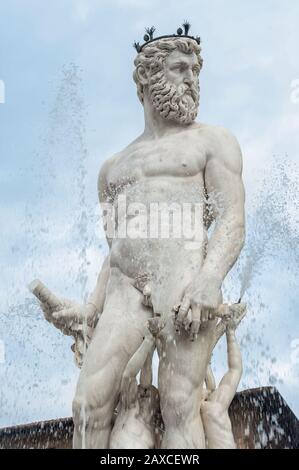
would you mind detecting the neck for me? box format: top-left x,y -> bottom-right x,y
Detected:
142,91 -> 194,139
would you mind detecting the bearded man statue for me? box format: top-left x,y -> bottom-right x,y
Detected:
36,23 -> 245,449
133,36 -> 202,124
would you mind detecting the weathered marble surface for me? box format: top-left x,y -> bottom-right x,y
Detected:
30,30 -> 246,449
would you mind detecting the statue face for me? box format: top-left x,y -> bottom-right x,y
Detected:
164,50 -> 200,96
148,49 -> 200,124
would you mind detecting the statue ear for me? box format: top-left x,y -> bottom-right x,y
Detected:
136,65 -> 149,86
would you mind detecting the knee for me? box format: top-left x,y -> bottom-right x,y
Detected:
73,372 -> 120,426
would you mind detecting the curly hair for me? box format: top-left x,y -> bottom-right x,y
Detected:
133,37 -> 203,104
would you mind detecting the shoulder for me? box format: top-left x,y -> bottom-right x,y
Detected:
97,153 -> 120,202
97,140 -> 137,202
199,123 -> 243,175
98,153 -> 118,183
98,134 -> 142,184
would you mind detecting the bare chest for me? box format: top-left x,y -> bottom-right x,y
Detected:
107,133 -> 207,193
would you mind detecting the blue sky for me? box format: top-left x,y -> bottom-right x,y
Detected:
0,0 -> 299,427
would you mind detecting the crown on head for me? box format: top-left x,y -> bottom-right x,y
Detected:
133,21 -> 201,53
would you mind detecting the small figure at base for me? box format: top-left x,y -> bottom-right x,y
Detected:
200,315 -> 243,449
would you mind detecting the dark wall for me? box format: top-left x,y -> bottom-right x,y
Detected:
0,387 -> 298,449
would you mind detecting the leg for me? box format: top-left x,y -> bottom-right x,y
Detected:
72,267 -> 151,448
157,316 -> 216,449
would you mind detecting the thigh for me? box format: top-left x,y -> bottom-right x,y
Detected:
77,267 -> 152,392
157,287 -> 223,393
157,316 -> 217,407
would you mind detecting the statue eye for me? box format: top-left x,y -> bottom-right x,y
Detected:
171,63 -> 187,72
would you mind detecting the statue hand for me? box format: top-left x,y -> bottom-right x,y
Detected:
174,275 -> 221,341
41,298 -> 97,334
147,316 -> 165,337
223,303 -> 247,331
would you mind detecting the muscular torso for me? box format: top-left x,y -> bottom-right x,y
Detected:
103,123 -> 211,314
110,389 -> 159,450
201,401 -> 236,449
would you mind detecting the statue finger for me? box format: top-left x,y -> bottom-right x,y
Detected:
175,297 -> 190,330
173,303 -> 180,314
60,297 -> 74,309
201,308 -> 209,322
190,319 -> 201,341
52,307 -> 79,325
217,304 -> 229,318
40,303 -> 62,327
190,305 -> 201,341
183,309 -> 192,331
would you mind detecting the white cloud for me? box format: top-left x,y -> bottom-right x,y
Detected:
72,1 -> 94,24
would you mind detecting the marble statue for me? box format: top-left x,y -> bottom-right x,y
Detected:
30,22 -> 246,449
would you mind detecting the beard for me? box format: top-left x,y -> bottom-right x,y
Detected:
148,70 -> 199,124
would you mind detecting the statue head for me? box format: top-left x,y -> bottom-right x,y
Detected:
133,37 -> 203,124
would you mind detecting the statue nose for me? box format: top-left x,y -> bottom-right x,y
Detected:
184,71 -> 193,86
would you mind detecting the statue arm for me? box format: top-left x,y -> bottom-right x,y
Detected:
175,130 -> 245,337
85,158 -> 115,317
215,328 -> 243,409
225,329 -> 243,375
205,364 -> 216,392
214,303 -> 247,346
87,254 -> 110,317
122,335 -> 155,383
202,128 -> 245,293
120,335 -> 155,409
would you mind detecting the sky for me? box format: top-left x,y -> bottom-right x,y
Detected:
0,0 -> 299,428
